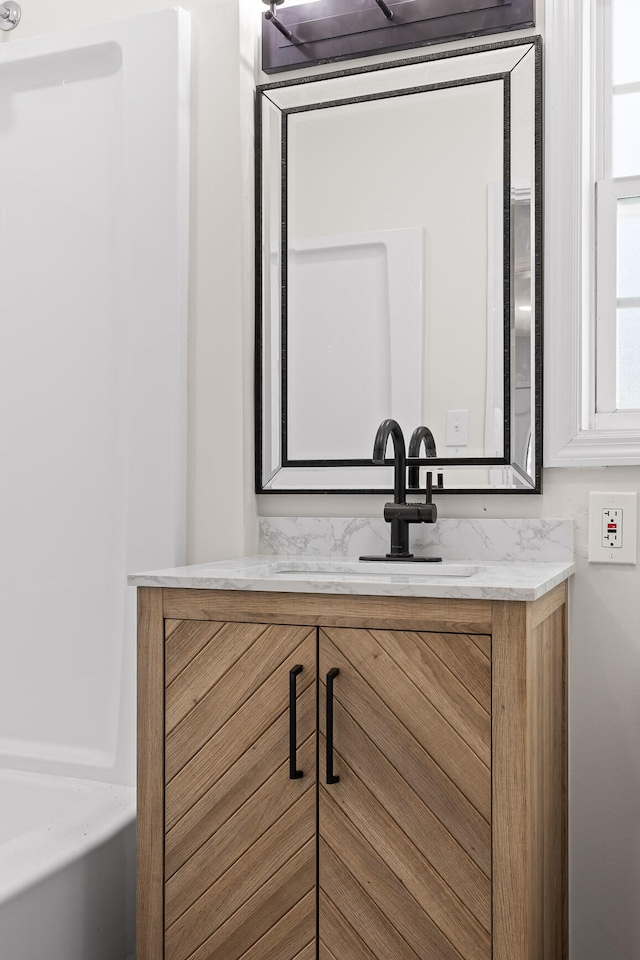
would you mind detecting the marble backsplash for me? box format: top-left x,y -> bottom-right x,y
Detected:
259,517 -> 574,563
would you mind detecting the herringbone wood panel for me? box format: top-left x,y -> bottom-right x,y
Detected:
164,620 -> 316,960
165,683 -> 315,878
182,841 -> 316,960
166,622 -> 311,778
165,624 -> 316,830
320,626 -> 491,960
291,942 -> 316,960
165,619 -> 225,686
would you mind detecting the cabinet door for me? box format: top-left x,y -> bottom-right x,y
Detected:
319,626 -> 492,960
164,620 -> 317,960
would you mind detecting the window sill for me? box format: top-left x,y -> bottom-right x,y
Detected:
545,429 -> 640,467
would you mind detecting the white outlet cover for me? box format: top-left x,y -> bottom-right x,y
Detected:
588,492 -> 638,563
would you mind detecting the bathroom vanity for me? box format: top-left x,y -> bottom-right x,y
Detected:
133,555 -> 572,960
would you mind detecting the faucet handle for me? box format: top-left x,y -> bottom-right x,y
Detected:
424,472 -> 437,522
408,470 -> 437,522
408,467 -> 434,503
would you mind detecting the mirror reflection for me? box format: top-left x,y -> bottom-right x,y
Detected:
288,80 -> 504,461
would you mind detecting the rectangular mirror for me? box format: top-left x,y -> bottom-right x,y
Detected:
256,37 -> 542,494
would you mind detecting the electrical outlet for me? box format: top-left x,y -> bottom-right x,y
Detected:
588,492 -> 637,563
602,507 -> 622,548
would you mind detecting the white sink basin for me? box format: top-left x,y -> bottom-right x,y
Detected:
258,560 -> 484,579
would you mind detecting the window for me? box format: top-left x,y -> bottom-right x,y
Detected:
595,0 -> 640,428
545,0 -> 640,464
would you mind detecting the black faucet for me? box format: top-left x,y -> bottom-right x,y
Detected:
360,419 -> 441,562
408,425 -> 444,494
373,418 -> 407,507
407,425 -> 436,488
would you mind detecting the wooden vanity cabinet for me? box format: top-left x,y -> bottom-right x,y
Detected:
137,584 -> 568,960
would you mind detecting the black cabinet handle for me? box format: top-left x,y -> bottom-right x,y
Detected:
289,665 -> 304,779
326,667 -> 340,784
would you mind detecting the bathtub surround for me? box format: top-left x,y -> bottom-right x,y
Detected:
0,8 -> 188,787
259,516 -> 575,563
0,9 -> 189,960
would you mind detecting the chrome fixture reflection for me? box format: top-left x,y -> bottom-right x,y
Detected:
262,0 -> 292,40
0,1 -> 21,30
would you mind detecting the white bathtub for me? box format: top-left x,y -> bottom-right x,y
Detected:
0,769 -> 136,960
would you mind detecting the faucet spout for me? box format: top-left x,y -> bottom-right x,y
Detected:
372,418 -> 406,504
407,425 -> 437,489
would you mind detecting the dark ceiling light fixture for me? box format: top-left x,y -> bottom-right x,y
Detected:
262,0 -> 396,43
261,0 -> 535,74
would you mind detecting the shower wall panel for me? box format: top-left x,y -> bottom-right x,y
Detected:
0,9 -> 190,785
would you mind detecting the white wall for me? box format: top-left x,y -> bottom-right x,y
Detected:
254,8 -> 640,960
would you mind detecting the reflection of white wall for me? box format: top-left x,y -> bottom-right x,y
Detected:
287,229 -> 424,461
289,82 -> 503,456
290,241 -> 391,460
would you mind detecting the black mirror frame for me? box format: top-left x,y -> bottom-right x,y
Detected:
255,36 -> 543,496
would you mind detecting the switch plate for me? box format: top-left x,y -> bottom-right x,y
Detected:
446,410 -> 469,447
588,492 -> 637,563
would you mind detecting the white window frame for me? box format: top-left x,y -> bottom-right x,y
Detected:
595,178 -> 640,427
545,1 -> 640,465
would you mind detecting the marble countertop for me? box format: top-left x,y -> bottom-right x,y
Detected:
128,555 -> 575,601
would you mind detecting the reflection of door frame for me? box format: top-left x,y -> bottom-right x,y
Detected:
486,181 -> 504,463
283,227 -> 426,463
486,181 -> 532,485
